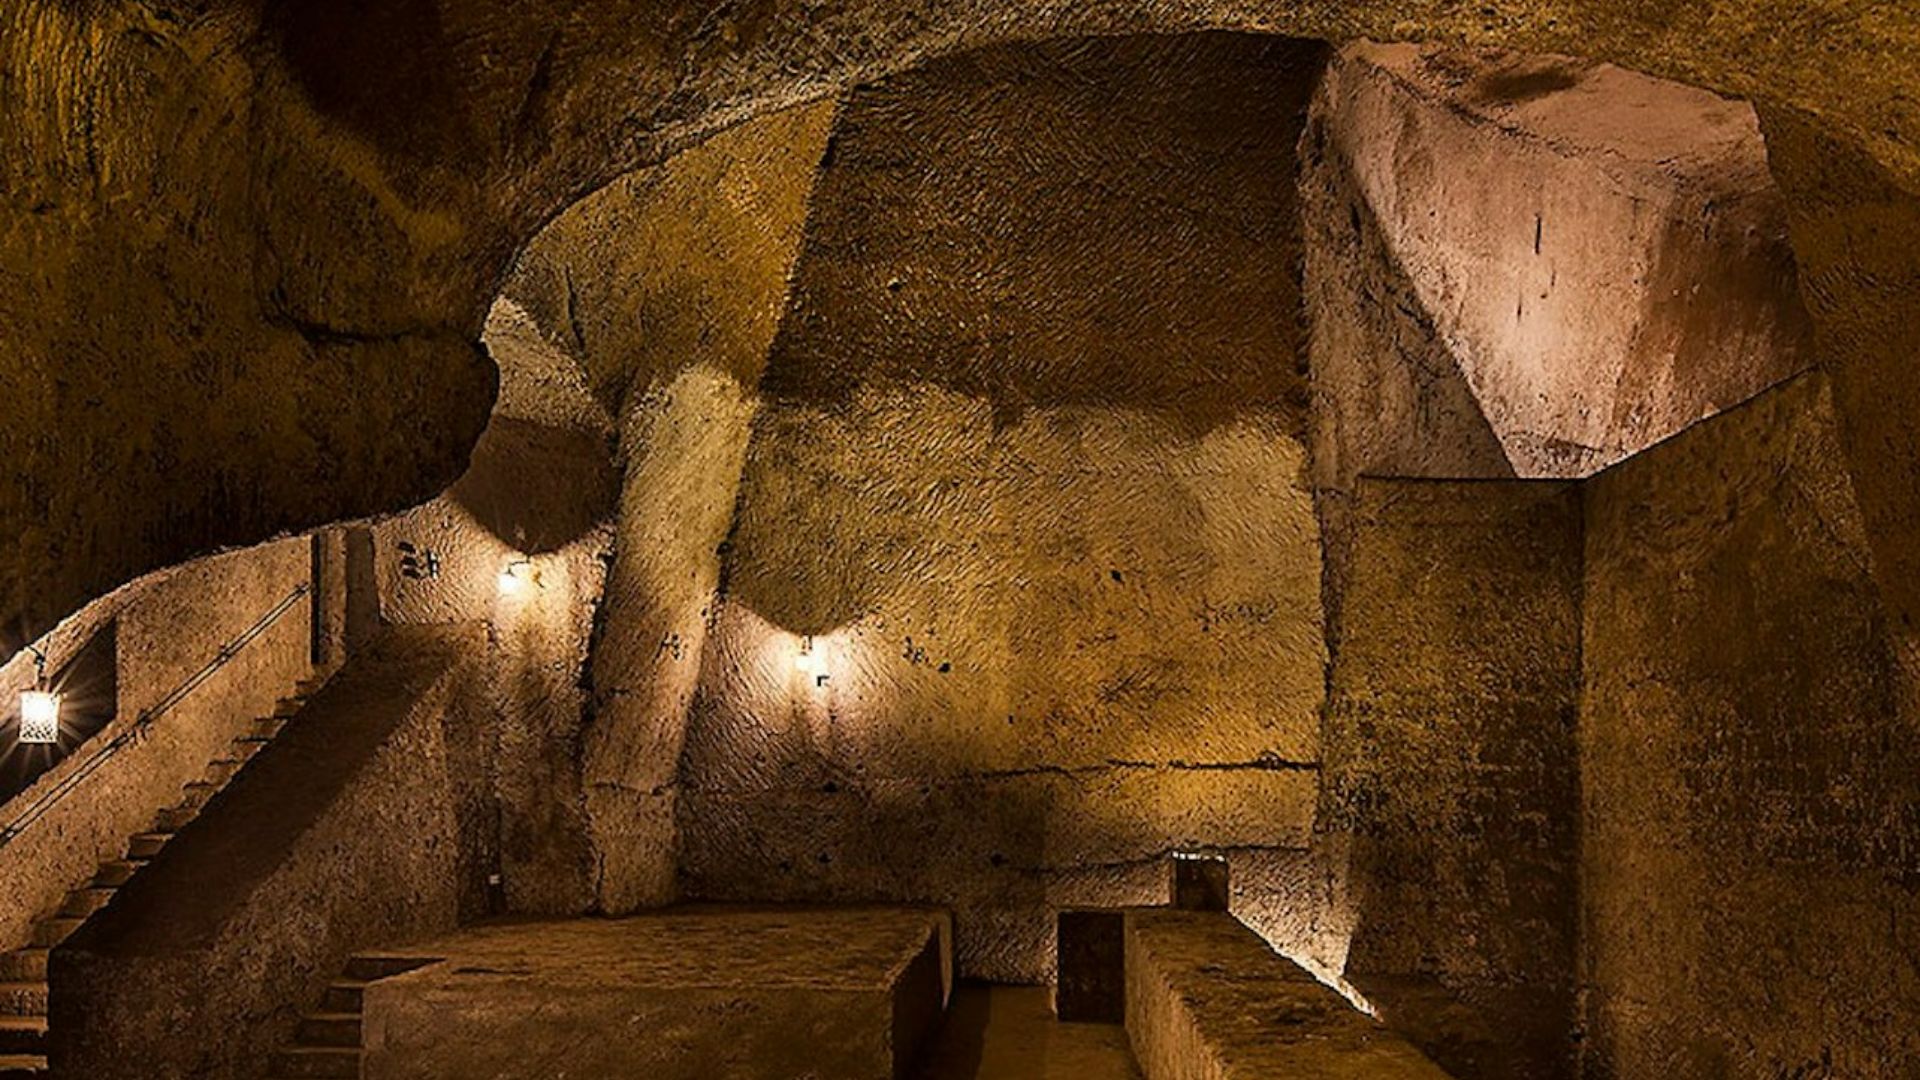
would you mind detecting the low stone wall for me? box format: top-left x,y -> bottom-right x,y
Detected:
358,909 -> 951,1080
0,536 -> 316,953
1580,374 -> 1920,1074
1123,909 -> 1450,1080
48,624 -> 491,1080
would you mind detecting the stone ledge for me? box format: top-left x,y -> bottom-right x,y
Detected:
360,907 -> 953,1080
1123,910 -> 1452,1080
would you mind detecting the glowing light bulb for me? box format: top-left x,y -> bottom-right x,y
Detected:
794,637 -> 828,685
498,559 -> 529,597
19,690 -> 60,745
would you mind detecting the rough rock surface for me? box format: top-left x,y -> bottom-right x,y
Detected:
1308,43 -> 1809,482
680,34 -> 1328,983
7,6 -> 1920,1078
1581,373 -> 1920,1076
50,625 -> 491,1080
358,908 -> 951,1080
1323,478 -> 1584,1078
1759,107 -> 1920,681
4,0 -> 1919,649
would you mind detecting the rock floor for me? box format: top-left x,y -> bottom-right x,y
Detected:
914,984 -> 1141,1080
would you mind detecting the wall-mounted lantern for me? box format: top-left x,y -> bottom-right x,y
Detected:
794,636 -> 828,687
18,646 -> 59,745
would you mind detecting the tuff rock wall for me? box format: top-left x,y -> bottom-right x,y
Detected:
1323,479 -> 1584,1079
5,0 -> 1920,653
679,34 -> 1329,982
6,6 -> 1920,1076
1307,43 -> 1809,483
1300,42 -> 1811,639
1580,373 -> 1920,1076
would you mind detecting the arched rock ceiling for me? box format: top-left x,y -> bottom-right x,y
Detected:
2,0 -> 1919,644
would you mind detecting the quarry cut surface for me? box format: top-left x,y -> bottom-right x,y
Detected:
358,907 -> 952,1080
364,906 -> 952,989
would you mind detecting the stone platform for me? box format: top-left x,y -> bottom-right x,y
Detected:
1123,910 -> 1452,1080
356,907 -> 952,1080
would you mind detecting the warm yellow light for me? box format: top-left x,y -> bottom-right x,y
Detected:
498,560 -> 529,597
794,637 -> 828,685
19,690 -> 60,745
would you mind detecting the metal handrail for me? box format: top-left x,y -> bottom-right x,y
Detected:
0,582 -> 312,847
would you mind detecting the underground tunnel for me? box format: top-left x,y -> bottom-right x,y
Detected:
0,5 -> 1917,1079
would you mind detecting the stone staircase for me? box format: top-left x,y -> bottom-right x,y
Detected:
266,954 -> 436,1079
0,678 -> 327,1078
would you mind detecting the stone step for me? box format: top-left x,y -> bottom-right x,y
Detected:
271,1046 -> 360,1078
272,699 -> 305,719
249,717 -> 286,739
319,981 -> 368,1014
0,1053 -> 45,1078
203,758 -> 245,784
57,887 -> 115,919
93,860 -> 144,888
28,920 -> 83,950
0,1018 -> 44,1056
0,983 -> 46,1018
126,833 -> 172,860
0,953 -> 47,984
179,781 -> 218,810
153,804 -> 197,832
297,676 -> 327,694
230,736 -> 268,761
343,955 -> 434,982
296,1012 -> 361,1048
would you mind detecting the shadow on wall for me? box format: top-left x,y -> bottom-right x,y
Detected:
679,33 -> 1332,983
733,31 -> 1328,634
0,531 -> 344,958
757,33 -> 1323,439
448,416 -> 619,555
